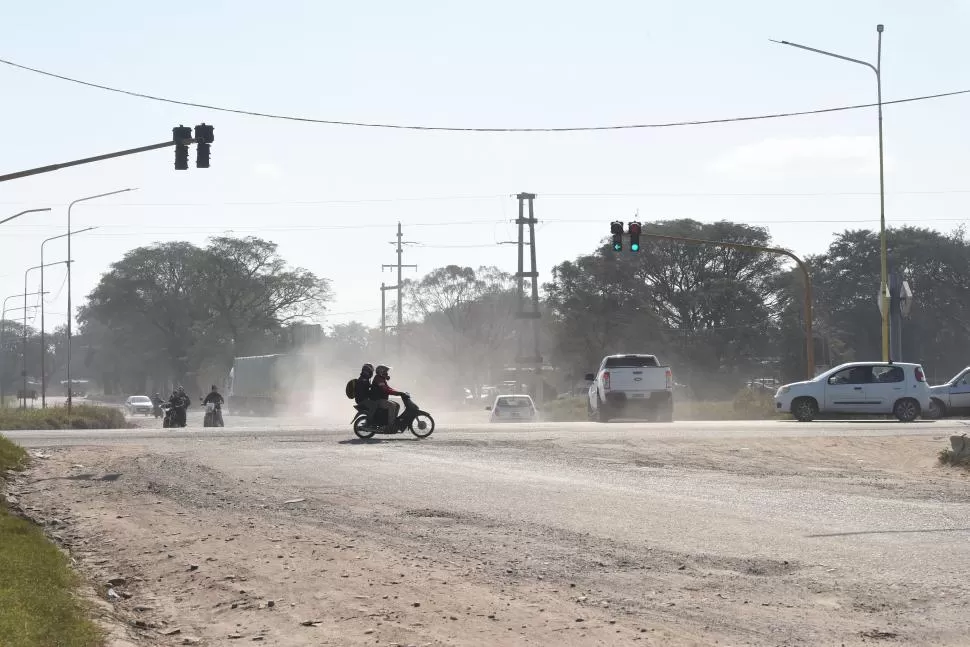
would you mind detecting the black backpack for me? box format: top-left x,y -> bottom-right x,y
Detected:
345,379 -> 356,400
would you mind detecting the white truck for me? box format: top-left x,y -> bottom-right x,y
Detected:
586,354 -> 674,422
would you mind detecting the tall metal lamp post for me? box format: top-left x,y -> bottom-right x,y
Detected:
771,25 -> 889,361
40,226 -> 97,408
65,189 -> 136,412
1,293 -> 43,408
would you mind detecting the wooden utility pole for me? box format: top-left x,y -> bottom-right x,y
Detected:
381,223 -> 416,359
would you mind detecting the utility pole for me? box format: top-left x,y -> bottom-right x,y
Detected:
514,193 -> 543,403
382,222 -> 417,360
380,282 -> 390,355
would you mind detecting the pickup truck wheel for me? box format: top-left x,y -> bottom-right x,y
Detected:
791,397 -> 818,422
926,398 -> 945,420
893,398 -> 920,422
596,398 -> 611,423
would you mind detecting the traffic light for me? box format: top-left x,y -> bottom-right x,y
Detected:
194,124 -> 214,169
610,221 -> 624,251
173,125 -> 192,171
628,221 -> 642,252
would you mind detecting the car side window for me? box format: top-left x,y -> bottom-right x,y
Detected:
872,366 -> 904,383
828,367 -> 872,385
827,368 -> 854,385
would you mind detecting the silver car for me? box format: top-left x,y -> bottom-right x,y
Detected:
125,395 -> 154,416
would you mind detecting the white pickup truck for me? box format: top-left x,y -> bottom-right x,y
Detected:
586,354 -> 674,422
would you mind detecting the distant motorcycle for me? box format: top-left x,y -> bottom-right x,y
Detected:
203,401 -> 224,427
160,402 -> 175,428
351,393 -> 434,440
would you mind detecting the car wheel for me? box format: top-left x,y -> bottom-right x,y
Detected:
893,398 -> 920,422
791,397 -> 818,422
926,398 -> 945,420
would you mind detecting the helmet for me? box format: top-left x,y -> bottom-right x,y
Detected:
375,365 -> 390,379
177,385 -> 185,394
211,384 -> 218,391
361,363 -> 374,377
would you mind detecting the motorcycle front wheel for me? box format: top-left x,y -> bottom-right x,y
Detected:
353,416 -> 376,439
410,412 -> 435,439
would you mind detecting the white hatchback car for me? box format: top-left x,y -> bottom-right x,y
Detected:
487,395 -> 537,423
774,362 -> 931,422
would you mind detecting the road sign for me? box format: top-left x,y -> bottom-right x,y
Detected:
900,280 -> 914,316
876,284 -> 890,317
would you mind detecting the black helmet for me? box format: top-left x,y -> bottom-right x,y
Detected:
375,365 -> 390,379
211,384 -> 218,391
361,363 -> 374,377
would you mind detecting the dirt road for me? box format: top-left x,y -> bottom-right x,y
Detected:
5,419 -> 970,646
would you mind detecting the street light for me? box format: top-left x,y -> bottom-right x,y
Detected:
25,261 -> 71,409
0,207 -> 51,227
66,188 -> 136,412
771,24 -> 889,362
40,226 -> 97,408
1,293 -> 44,408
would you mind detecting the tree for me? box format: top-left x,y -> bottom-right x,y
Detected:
79,236 -> 331,393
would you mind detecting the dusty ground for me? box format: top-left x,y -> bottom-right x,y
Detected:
5,420 -> 970,646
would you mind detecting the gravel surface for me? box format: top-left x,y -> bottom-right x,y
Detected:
5,418 -> 970,646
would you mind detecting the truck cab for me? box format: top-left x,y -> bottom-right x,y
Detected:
586,354 -> 674,423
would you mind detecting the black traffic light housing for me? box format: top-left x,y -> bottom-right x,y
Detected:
194,123 -> 214,169
610,221 -> 624,252
173,125 -> 192,171
628,221 -> 642,252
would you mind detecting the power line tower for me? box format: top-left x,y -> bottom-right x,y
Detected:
514,193 -> 543,403
382,222 -> 417,358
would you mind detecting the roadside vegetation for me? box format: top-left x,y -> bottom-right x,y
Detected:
0,434 -> 103,646
541,389 -> 780,423
0,404 -> 127,431
938,448 -> 970,469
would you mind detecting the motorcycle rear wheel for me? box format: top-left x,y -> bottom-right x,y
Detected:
410,412 -> 435,439
353,416 -> 376,439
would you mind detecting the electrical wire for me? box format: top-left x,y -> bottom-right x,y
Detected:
1,56 -> 967,132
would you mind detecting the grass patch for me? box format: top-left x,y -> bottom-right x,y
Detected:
541,391 -> 784,422
0,404 -> 127,431
0,434 -> 27,472
938,448 -> 970,469
0,434 -> 103,646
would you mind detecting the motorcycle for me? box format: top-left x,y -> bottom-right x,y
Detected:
152,402 -> 163,418
203,401 -> 224,427
351,393 -> 435,440
160,402 -> 175,428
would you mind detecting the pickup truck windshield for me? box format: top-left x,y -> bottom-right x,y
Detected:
604,356 -> 659,368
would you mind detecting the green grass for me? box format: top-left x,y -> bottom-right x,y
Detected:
0,405 -> 127,431
0,434 -> 103,646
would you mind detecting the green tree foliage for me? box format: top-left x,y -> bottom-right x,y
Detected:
78,237 -> 330,392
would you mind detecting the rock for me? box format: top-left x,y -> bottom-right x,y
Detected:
283,498 -> 305,504
300,620 -> 322,627
108,577 -> 127,587
364,629 -> 375,635
412,602 -> 421,607
188,564 -> 199,571
107,588 -> 121,600
160,628 -> 182,636
181,638 -> 201,645
266,600 -> 275,608
228,633 -> 244,639
4,495 -> 18,506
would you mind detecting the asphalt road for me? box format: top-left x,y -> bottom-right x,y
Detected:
7,417 -> 970,645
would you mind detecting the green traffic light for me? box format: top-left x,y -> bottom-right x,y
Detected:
631,242 -> 640,252
613,242 -> 622,251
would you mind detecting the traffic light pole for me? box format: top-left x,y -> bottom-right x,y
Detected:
0,138 -> 194,184
640,232 -> 815,380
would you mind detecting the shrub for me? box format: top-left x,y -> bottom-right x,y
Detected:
0,405 -> 127,431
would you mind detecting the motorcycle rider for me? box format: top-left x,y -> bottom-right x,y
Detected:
369,365 -> 404,430
169,386 -> 189,428
355,364 -> 375,410
202,384 -> 225,427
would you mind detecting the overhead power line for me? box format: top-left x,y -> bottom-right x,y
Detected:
1,56 -> 967,132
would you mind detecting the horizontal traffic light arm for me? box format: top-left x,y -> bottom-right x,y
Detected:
640,231 -> 814,380
0,136 -> 198,184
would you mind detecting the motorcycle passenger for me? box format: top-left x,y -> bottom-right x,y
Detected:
170,386 -> 189,428
369,365 -> 404,429
355,363 -> 375,411
202,385 -> 225,427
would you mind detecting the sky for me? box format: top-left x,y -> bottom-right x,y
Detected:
0,0 -> 968,335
